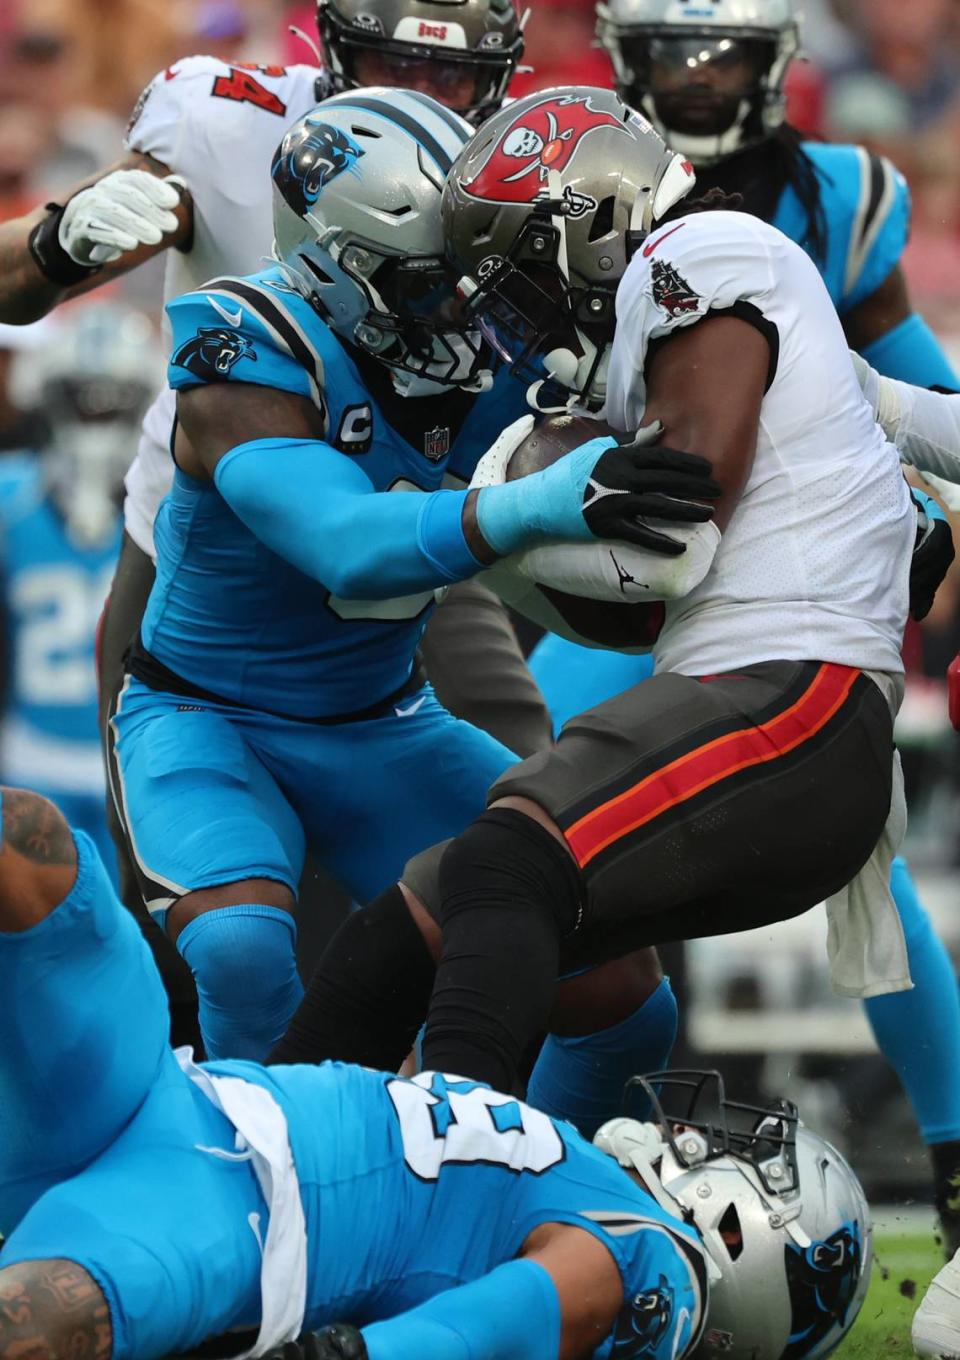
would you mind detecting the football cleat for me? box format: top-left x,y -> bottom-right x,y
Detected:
913,1248 -> 960,1357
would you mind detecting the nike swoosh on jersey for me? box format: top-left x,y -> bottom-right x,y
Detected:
642,223 -> 685,258
208,295 -> 243,327
394,695 -> 428,718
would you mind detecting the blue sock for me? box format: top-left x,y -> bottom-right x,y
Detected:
526,977 -> 678,1140
176,903 -> 304,1062
363,1259 -> 560,1360
863,858 -> 960,1144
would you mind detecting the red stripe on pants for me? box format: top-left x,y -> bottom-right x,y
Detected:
566,663 -> 860,869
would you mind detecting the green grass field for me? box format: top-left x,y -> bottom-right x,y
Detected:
836,1227 -> 943,1357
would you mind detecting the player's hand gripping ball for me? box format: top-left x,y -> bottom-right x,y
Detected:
476,413 -> 720,650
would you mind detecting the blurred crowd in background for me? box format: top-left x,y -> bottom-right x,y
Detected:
3,0 -> 960,1196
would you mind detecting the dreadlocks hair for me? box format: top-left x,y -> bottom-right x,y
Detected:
774,124 -> 828,265
661,186 -> 744,223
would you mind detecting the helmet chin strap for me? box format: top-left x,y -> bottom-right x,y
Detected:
288,23 -> 323,64
641,94 -> 753,166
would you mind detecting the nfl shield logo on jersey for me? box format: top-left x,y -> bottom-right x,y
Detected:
424,426 -> 451,461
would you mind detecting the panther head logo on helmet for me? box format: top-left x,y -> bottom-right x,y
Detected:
172,328 -> 256,381
782,1223 -> 864,1360
272,120 -> 365,217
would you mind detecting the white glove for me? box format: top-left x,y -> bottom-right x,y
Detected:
850,348 -> 902,442
58,170 -> 186,266
468,414 -> 535,490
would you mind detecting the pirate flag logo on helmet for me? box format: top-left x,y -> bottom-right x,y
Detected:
463,93 -> 628,209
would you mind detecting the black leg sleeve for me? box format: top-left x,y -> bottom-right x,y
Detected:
268,885 -> 435,1069
422,808 -> 583,1095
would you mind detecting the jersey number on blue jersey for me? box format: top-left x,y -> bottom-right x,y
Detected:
387,1072 -> 565,1181
13,563 -> 113,706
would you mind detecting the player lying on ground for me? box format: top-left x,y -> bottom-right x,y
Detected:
106,93 -> 717,1081
0,787 -> 871,1360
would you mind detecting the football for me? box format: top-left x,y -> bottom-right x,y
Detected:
491,412 -> 667,651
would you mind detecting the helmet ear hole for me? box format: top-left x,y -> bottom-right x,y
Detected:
718,1202 -> 744,1260
301,255 -> 335,287
588,195 -> 616,243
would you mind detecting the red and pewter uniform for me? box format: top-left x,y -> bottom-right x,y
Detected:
490,211 -> 913,958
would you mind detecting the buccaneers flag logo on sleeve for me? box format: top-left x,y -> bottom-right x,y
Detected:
464,94 -> 628,207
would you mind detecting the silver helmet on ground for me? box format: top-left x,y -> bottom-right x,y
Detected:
595,1071 -> 872,1360
441,84 -> 695,407
317,0 -> 525,125
272,89 -> 487,390
596,0 -> 800,165
8,302 -> 161,548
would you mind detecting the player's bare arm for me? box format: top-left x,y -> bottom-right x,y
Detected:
0,1260 -> 111,1360
521,1224 -> 625,1360
642,313 -> 770,531
174,382 -> 328,480
0,788 -> 78,932
841,264 -> 910,355
0,152 -> 190,325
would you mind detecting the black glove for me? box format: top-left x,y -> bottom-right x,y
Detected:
583,438 -> 721,557
910,488 -> 955,621
261,1324 -> 368,1360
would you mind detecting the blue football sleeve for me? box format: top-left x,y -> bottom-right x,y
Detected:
362,1259 -> 561,1360
214,437 -> 482,597
166,288 -> 315,402
859,314 -> 960,389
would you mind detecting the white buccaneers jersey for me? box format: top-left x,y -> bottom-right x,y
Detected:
122,56 -> 323,555
605,210 -> 915,678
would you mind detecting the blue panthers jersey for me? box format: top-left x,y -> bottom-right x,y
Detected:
0,457 -> 118,792
209,1060 -> 707,1358
773,143 -> 909,315
152,268 -> 529,717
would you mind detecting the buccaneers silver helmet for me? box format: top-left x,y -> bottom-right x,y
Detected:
441,85 -> 695,406
317,0 -> 525,125
272,90 -> 486,390
9,303 -> 161,547
595,1072 -> 872,1360
596,0 -> 800,165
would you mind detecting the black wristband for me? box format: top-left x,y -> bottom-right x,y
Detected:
28,203 -> 102,287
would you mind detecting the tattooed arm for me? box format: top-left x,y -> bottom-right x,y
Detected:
0,1260 -> 112,1360
0,788 -> 78,931
0,151 -> 191,324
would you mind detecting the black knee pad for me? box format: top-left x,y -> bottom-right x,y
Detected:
268,884 -> 434,1069
438,808 -> 583,937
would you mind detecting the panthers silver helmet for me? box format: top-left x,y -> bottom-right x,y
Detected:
596,0 -> 800,165
441,85 -> 695,406
317,0 -> 525,124
595,1072 -> 872,1360
272,90 -> 486,389
9,302 -> 162,547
